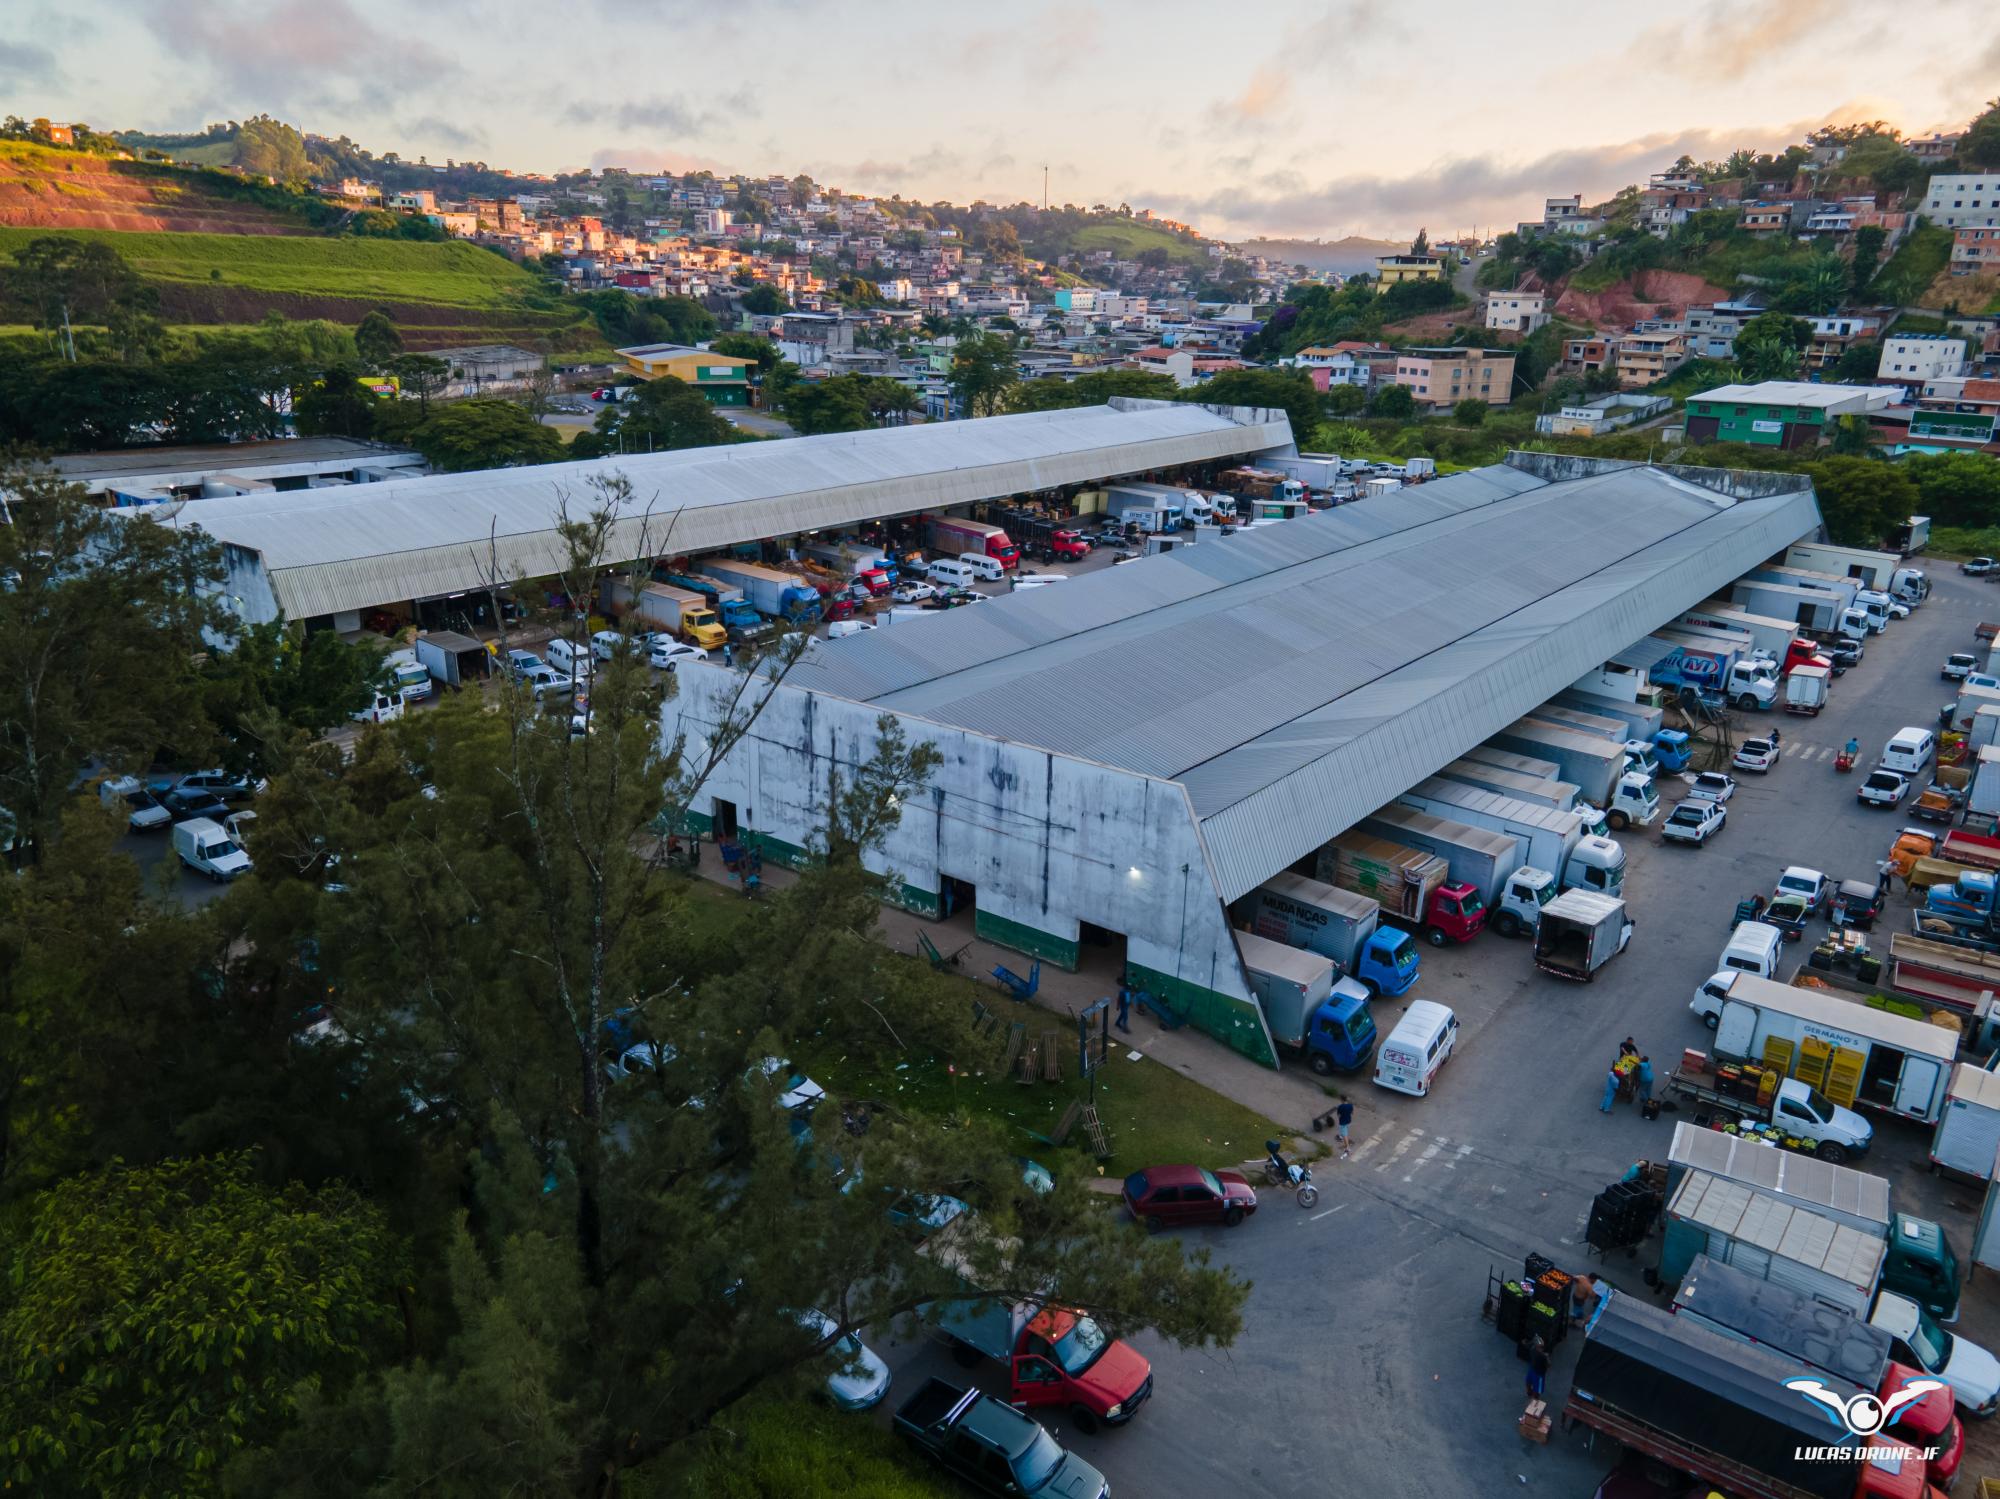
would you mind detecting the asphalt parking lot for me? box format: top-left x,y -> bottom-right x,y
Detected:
864,562 -> 2000,1498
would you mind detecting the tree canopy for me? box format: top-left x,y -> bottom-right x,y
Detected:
572,375 -> 739,457
407,397 -> 567,471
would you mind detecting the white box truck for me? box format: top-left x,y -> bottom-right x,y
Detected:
1703,972 -> 1957,1127
1487,716 -> 1625,807
1357,802 -> 1553,934
1434,756 -> 1580,813
1972,745 -> 2000,819
1661,1171 -> 1886,1317
1393,778 -> 1628,890
1932,1062 -> 2000,1179
1461,744 -> 1563,781
1784,664 -> 1830,715
173,817 -> 252,882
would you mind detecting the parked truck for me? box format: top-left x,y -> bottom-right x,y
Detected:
1890,517 -> 1932,556
1214,466 -> 1306,504
1693,971 -> 1957,1128
1785,663 -> 1831,715
657,569 -> 769,641
1235,930 -> 1379,1074
1613,629 -> 1779,710
894,1379 -> 1110,1498
1257,453 -> 1346,491
699,558 -> 823,622
926,1257 -> 1154,1429
1314,836 -> 1446,989
925,515 -> 1020,569
1487,715 -> 1627,808
1943,683 -> 2000,734
1532,889 -> 1634,980
382,647 -> 433,704
1552,686 -> 1667,742
603,579 -> 729,650
992,508 -> 1091,562
1786,542 -> 1929,603
1564,1292 -> 1931,1499
1356,802 -> 1562,936
1396,777 -> 1632,887
1101,482 -> 1186,534
799,542 -> 893,594
1523,699 -> 1628,743
1240,872 -> 1420,995
1730,578 -> 1867,640
1461,743 -> 1563,781
1682,602 -> 1833,673
1663,1171 -> 1887,1316
1434,755 -> 1579,813
1932,1062 -> 2000,1183
1667,1122 -> 1960,1320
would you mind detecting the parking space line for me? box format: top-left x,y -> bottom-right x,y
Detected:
1310,1203 -> 1345,1222
1403,1140 -> 1443,1182
1350,1127 -> 1389,1164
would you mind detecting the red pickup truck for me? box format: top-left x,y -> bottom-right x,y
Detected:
932,1299 -> 1152,1431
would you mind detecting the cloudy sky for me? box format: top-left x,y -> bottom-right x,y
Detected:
13,0 -> 1999,241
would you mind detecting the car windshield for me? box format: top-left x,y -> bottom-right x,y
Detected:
1801,1084 -> 1834,1121
125,791 -> 154,808
1457,889 -> 1485,917
1198,1168 -> 1225,1196
1908,1310 -> 1951,1368
1051,1316 -> 1109,1375
1780,876 -> 1815,895
1672,807 -> 1701,824
1016,1428 -> 1067,1490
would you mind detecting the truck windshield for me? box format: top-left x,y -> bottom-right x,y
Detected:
1456,889 -> 1485,918
1908,1308 -> 1952,1369
1344,1011 -> 1375,1047
1394,945 -> 1417,972
1799,1085 -> 1835,1122
1051,1316 -> 1109,1375
1016,1429 -> 1066,1490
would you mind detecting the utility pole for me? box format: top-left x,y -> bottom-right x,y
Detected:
1042,164 -> 1049,212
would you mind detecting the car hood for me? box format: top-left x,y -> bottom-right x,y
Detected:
1215,1169 -> 1257,1205
1068,1337 -> 1152,1407
1943,1334 -> 2000,1405
130,804 -> 172,827
1034,1453 -> 1110,1499
825,1343 -> 892,1409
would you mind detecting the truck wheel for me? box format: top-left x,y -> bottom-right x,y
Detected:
1360,978 -> 1379,999
1426,926 -> 1447,947
1609,810 -> 1629,830
1737,694 -> 1759,711
1701,1012 -> 1718,1030
1070,1406 -> 1100,1434
1814,1142 -> 1847,1164
1222,1206 -> 1245,1228
1308,1052 -> 1334,1077
1493,911 -> 1522,938
950,1341 -> 982,1369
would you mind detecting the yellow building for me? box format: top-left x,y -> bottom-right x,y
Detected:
614,343 -> 757,405
1374,254 -> 1447,291
1389,347 -> 1516,407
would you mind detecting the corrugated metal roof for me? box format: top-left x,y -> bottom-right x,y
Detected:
789,458 -> 1821,900
168,399 -> 1294,620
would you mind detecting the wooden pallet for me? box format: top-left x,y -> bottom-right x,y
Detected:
1000,1022 -> 1026,1075
1040,1030 -> 1062,1082
1048,1100 -> 1082,1146
1018,1040 -> 1040,1083
1081,1104 -> 1111,1159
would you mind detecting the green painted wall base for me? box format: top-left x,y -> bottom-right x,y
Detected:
742,830 -> 809,869
889,884 -> 941,918
974,910 -> 1080,971
1129,962 -> 1278,1069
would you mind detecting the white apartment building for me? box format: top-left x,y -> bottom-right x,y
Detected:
1484,292 -> 1548,333
1921,175 -> 2000,230
1878,333 -> 1969,385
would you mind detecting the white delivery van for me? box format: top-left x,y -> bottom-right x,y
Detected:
351,690 -> 405,726
1373,1000 -> 1459,1097
927,558 -> 978,589
590,629 -> 626,662
545,638 -> 595,679
1717,921 -> 1783,980
383,648 -> 433,703
1883,728 -> 1937,777
172,817 -> 252,882
958,553 -> 1006,582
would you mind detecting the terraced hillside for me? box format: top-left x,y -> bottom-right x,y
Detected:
0,142 -> 309,233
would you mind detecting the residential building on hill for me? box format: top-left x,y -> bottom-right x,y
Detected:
1908,133 -> 1963,163
1389,347 -> 1515,407
1954,226 -> 2000,275
1484,291 -> 1548,333
1922,175 -> 2000,229
1878,333 -> 1968,386
1683,381 -> 1900,447
1373,254 -> 1446,289
1534,392 -> 1672,437
1615,329 -> 1687,389
1562,336 -> 1618,376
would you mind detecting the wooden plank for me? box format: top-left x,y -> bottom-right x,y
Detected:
1000,1022 -> 1026,1074
1048,1100 -> 1081,1146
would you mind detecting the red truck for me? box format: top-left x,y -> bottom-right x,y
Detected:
930,1297 -> 1151,1431
926,516 -> 1020,571
995,508 -> 1091,562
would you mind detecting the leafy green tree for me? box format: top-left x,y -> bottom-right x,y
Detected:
575,374 -> 737,457
293,365 -> 379,438
383,352 -> 450,413
1006,368 -> 1179,412
1833,341 -> 1883,383
1806,455 -> 1915,546
197,622 -> 389,770
353,309 -> 404,368
1370,382 -> 1417,419
1849,225 -> 1887,298
1452,397 -> 1488,426
0,463 -> 221,861
947,332 -> 1018,417
1326,382 -> 1367,415
1769,254 -> 1848,315
233,114 -> 312,183
0,1153 -> 404,1496
1828,415 -> 1874,456
2,236 -> 150,340
740,284 -> 790,316
782,374 -> 918,435
710,332 -> 781,373
407,398 -> 566,471
1964,100 -> 2000,169
1906,450 -> 2000,528
1734,312 -> 1813,381
1177,367 -> 1320,436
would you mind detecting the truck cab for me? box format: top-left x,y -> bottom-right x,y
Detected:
1650,729 -> 1692,772
1870,1293 -> 2000,1420
1490,866 -> 1557,938
1348,926 -> 1420,998
1726,656 -> 1779,709
1606,770 -> 1659,829
1420,880 -> 1486,946
1304,981 -> 1378,1075
1563,834 -> 1626,894
1571,802 -> 1613,839
680,608 -> 728,650
1852,593 -> 1891,633
895,1379 -> 1110,1499
1622,740 -> 1661,780
1885,1214 -> 1962,1323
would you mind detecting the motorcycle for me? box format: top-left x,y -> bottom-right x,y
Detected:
1264,1140 -> 1320,1209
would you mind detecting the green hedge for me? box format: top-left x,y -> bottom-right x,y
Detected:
645,1399 -> 953,1498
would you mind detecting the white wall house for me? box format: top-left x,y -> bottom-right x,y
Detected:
1921,175 -> 2000,229
1484,292 -> 1549,333
1878,334 -> 1969,386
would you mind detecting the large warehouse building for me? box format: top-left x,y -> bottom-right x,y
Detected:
663,453 -> 1823,1068
168,400 -> 1292,630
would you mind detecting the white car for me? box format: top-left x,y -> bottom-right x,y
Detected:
1857,769 -> 1910,808
1686,771 -> 1736,804
1870,1295 -> 2000,1418
649,640 -> 705,671
1945,653 -> 1979,680
591,629 -> 628,661
825,620 -> 877,638
890,581 -> 935,604
519,664 -> 573,700
1661,800 -> 1726,845
792,1309 -> 892,1411
1732,737 -> 1782,773
1775,865 -> 1830,913
101,774 -> 171,831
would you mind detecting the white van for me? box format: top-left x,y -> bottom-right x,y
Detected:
1883,728 -> 1936,777
1717,921 -> 1783,980
927,558 -> 978,590
959,553 -> 1006,583
351,690 -> 405,726
383,648 -> 433,703
590,629 -> 626,662
173,817 -> 252,882
1373,1000 -> 1458,1097
545,638 -> 595,679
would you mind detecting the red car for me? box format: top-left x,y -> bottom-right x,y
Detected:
1121,1164 -> 1257,1232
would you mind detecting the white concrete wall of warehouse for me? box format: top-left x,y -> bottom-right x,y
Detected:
667,665 -> 1279,1065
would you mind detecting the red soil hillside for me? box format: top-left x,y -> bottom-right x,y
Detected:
1551,270 -> 1731,331
0,145 -> 308,235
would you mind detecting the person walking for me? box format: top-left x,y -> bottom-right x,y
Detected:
722,641 -> 735,668
1335,1098 -> 1354,1158
1526,1335 -> 1550,1399
1115,985 -> 1132,1033
1635,1055 -> 1655,1110
1600,1064 -> 1621,1113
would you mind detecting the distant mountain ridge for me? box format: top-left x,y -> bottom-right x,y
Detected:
1235,236 -> 1408,274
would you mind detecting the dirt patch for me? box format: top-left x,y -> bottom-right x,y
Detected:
1552,269 -> 1731,331
0,152 -> 308,235
1923,266 -> 2000,315
1382,308 -> 1479,341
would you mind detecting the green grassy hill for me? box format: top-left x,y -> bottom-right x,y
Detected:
0,225 -> 594,350
1066,217 -> 1209,266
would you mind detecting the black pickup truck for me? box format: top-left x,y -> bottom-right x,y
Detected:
894,1378 -> 1110,1499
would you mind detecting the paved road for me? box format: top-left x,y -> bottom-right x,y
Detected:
871,560 -> 2000,1497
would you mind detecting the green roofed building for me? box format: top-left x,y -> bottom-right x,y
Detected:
1683,381 -> 1901,449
